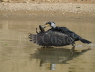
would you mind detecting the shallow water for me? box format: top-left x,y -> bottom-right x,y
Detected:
0,18 -> 95,72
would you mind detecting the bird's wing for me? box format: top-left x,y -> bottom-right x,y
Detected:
57,27 -> 81,40
57,27 -> 73,33
29,30 -> 73,46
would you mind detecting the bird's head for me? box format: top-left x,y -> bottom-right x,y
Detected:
45,21 -> 56,28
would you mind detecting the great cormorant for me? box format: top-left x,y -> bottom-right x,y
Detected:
29,22 -> 91,47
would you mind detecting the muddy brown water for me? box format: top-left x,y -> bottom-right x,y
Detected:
0,17 -> 95,72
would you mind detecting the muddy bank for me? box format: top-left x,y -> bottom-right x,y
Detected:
0,10 -> 95,21
0,3 -> 95,12
0,3 -> 95,20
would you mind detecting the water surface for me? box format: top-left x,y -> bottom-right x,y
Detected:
0,18 -> 95,72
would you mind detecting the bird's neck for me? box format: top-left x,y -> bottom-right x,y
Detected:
52,26 -> 56,29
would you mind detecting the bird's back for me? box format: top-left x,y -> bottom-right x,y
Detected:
53,26 -> 91,44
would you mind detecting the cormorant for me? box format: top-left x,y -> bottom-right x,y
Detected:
29,21 -> 91,47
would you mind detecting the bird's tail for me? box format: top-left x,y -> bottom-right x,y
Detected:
80,38 -> 92,44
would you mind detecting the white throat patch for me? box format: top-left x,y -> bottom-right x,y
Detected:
51,22 -> 56,28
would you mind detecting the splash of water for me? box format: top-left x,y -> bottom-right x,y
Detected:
75,43 -> 95,48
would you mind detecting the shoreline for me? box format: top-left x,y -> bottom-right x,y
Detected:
0,3 -> 95,12
0,3 -> 95,20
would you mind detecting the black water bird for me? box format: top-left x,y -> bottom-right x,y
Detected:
29,22 -> 91,47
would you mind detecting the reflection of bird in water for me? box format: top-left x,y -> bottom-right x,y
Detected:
30,47 -> 90,70
29,21 -> 91,47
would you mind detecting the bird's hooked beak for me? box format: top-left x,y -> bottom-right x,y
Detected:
40,23 -> 50,29
44,23 -> 50,28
